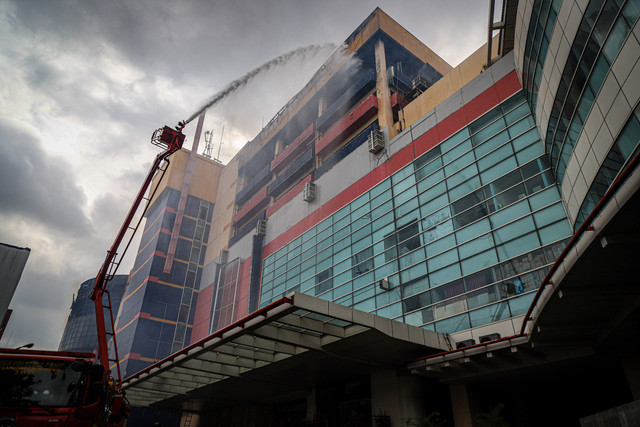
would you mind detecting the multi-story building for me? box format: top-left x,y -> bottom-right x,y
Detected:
58,274 -> 128,354
115,148 -> 223,378
120,3 -> 640,426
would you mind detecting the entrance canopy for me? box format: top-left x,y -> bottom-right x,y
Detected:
122,292 -> 449,410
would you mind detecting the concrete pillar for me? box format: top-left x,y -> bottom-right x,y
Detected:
306,384 -> 317,421
449,382 -> 473,427
371,369 -> 426,426
374,38 -> 398,141
623,356 -> 640,400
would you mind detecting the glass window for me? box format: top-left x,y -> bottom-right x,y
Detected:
315,267 -> 333,296
440,128 -> 470,153
480,156 -> 518,185
435,313 -> 470,334
508,292 -> 536,316
453,203 -> 489,229
446,163 -> 479,189
456,217 -> 491,243
497,231 -> 540,261
426,232 -> 456,256
352,247 -> 374,277
475,130 -> 510,158
461,248 -> 499,276
538,220 -> 572,245
469,302 -> 511,327
458,233 -> 494,259
447,178 -> 479,205
490,199 -> 530,228
511,128 -> 541,153
414,147 -> 443,180
442,139 -> 473,165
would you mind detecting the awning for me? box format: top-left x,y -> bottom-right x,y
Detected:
122,292 -> 449,410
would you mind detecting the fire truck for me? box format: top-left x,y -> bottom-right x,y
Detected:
0,125 -> 186,427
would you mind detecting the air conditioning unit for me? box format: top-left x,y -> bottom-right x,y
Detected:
255,220 -> 267,236
479,333 -> 501,343
303,182 -> 316,202
379,277 -> 390,291
368,129 -> 384,153
455,339 -> 476,349
219,250 -> 229,264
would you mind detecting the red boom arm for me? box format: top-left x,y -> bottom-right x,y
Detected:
90,125 -> 186,384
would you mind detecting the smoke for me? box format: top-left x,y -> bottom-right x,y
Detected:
185,43 -> 339,125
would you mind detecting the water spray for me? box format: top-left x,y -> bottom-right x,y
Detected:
180,43 -> 338,128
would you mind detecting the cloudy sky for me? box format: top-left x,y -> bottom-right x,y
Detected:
0,0 -> 490,350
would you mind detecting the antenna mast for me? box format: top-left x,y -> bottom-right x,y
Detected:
216,125 -> 224,163
203,130 -> 214,159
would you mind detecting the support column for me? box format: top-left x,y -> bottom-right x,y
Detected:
623,356 -> 640,400
371,369 -> 426,426
374,38 -> 397,141
449,382 -> 473,427
306,385 -> 317,422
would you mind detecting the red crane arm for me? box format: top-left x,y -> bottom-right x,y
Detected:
90,125 -> 186,382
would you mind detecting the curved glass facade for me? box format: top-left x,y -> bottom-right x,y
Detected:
260,91 -> 572,334
574,100 -> 640,228
544,0 -> 640,184
522,0 -> 563,115
58,275 -> 128,353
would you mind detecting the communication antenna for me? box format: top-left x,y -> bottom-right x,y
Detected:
203,130 -> 214,159
215,125 -> 224,163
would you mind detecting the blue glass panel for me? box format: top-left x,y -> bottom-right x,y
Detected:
429,263 -> 462,287
508,292 -> 536,316
538,220 -> 572,245
469,301 -> 511,327
435,313 -> 470,334
497,232 -> 540,261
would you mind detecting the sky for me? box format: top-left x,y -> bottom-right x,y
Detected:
0,0 -> 491,350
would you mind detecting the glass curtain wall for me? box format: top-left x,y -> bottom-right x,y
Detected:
260,91 -> 572,334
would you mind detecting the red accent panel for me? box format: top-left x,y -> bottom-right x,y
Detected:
414,126 -> 440,158
232,187 -> 269,225
190,283 -> 214,344
271,123 -> 315,174
436,109 -> 468,142
315,95 -> 379,157
391,92 -> 408,109
139,312 -> 151,319
390,143 -> 415,174
495,71 -> 522,101
266,174 -> 313,218
465,87 -> 500,123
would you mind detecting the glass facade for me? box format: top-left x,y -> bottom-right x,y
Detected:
260,91 -> 572,334
523,0 -> 563,115
574,100 -> 640,228
115,187 -> 213,377
545,0 -> 640,184
58,275 -> 128,353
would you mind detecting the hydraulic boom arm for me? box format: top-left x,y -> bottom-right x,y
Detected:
90,124 -> 186,384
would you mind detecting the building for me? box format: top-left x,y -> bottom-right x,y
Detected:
0,242 -> 30,341
120,3 -> 640,426
115,147 -> 223,378
58,274 -> 128,354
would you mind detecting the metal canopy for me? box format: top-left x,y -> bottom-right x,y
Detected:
122,292 -> 449,410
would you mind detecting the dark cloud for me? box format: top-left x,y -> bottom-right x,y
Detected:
0,119 -> 92,235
